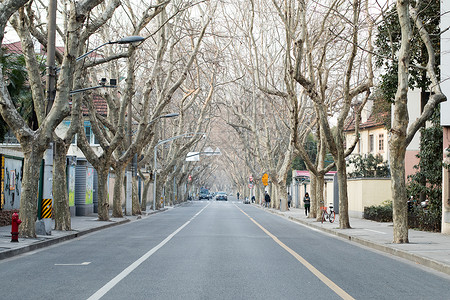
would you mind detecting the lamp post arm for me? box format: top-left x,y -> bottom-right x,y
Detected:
76,41 -> 111,62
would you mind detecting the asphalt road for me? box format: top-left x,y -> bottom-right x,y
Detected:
1,200 -> 449,300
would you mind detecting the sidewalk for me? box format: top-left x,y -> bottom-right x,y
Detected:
0,207 -> 167,261
260,205 -> 450,276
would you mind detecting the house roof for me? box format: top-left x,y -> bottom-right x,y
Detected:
3,42 -> 108,117
2,42 -> 23,54
2,41 -> 98,59
80,94 -> 108,117
344,111 -> 389,132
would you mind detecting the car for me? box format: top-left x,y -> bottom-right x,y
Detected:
215,191 -> 227,201
199,187 -> 210,200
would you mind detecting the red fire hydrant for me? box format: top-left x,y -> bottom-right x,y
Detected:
11,212 -> 22,242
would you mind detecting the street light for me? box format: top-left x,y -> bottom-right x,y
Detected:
153,132 -> 206,211
125,113 -> 179,215
43,9 -> 145,222
75,36 -> 145,62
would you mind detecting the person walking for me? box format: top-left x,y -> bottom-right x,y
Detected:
287,192 -> 292,208
303,192 -> 311,216
264,191 -> 271,208
237,192 -> 240,200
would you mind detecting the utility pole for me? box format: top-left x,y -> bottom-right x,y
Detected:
126,99 -> 133,215
37,0 -> 57,235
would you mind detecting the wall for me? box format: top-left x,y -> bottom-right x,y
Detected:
441,0 -> 450,126
347,178 -> 392,218
1,155 -> 23,210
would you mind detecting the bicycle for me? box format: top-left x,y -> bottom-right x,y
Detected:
320,202 -> 335,223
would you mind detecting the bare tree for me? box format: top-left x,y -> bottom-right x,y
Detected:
389,0 -> 446,243
0,0 -> 115,237
293,0 -> 374,228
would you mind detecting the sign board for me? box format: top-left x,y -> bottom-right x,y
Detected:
186,152 -> 200,161
188,175 -> 192,181
249,175 -> 253,182
262,173 -> 269,186
248,183 -> 253,189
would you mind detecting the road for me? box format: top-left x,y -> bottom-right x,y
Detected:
1,200 -> 449,299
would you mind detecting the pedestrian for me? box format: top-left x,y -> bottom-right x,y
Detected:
251,195 -> 255,203
237,192 -> 240,200
287,192 -> 292,208
265,191 -> 271,208
303,192 -> 310,216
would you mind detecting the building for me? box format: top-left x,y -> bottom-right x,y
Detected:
441,1 -> 450,234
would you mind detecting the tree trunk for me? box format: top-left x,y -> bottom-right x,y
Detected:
390,142 -> 409,243
141,176 -> 151,211
336,154 -> 351,229
164,175 -> 174,206
132,175 -> 141,215
389,0 -> 410,243
315,173 -> 325,221
112,166 -> 125,218
53,139 -> 71,230
310,173 -> 317,219
97,166 -> 110,221
19,148 -> 45,238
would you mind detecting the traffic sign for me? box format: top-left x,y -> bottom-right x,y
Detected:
262,173 -> 269,186
248,183 -> 253,189
249,175 -> 253,182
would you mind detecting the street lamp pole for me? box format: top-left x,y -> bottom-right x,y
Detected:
153,132 -> 206,210
43,15 -> 144,222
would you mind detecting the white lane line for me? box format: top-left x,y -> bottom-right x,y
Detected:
87,203 -> 210,300
55,262 -> 91,266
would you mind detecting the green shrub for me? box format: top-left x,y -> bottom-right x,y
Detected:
408,205 -> 441,232
364,200 -> 392,222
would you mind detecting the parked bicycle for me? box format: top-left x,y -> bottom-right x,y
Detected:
320,202 -> 335,223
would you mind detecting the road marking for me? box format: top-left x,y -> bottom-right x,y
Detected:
55,262 -> 91,266
87,202 -> 210,300
236,205 -> 355,300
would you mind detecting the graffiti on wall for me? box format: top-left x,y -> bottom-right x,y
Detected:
2,156 -> 23,210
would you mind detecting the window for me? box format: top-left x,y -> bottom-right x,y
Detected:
369,134 -> 374,152
379,134 -> 384,151
85,125 -> 91,144
93,133 -> 100,145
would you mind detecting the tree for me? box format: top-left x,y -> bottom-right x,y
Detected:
0,0 -> 108,237
0,48 -> 37,140
388,0 -> 446,243
293,0 -> 374,227
407,107 -> 442,231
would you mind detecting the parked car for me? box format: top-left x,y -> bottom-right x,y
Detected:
216,191 -> 227,201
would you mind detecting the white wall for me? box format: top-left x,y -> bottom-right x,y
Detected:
405,89 -> 422,151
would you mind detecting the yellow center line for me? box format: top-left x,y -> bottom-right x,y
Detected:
236,205 -> 355,300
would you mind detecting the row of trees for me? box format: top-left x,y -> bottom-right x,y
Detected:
0,0 -> 218,237
0,0 -> 446,244
215,0 -> 445,244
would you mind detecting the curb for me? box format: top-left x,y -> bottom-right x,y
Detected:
286,216 -> 450,276
0,207 -> 173,261
0,218 -> 130,261
257,205 -> 450,276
